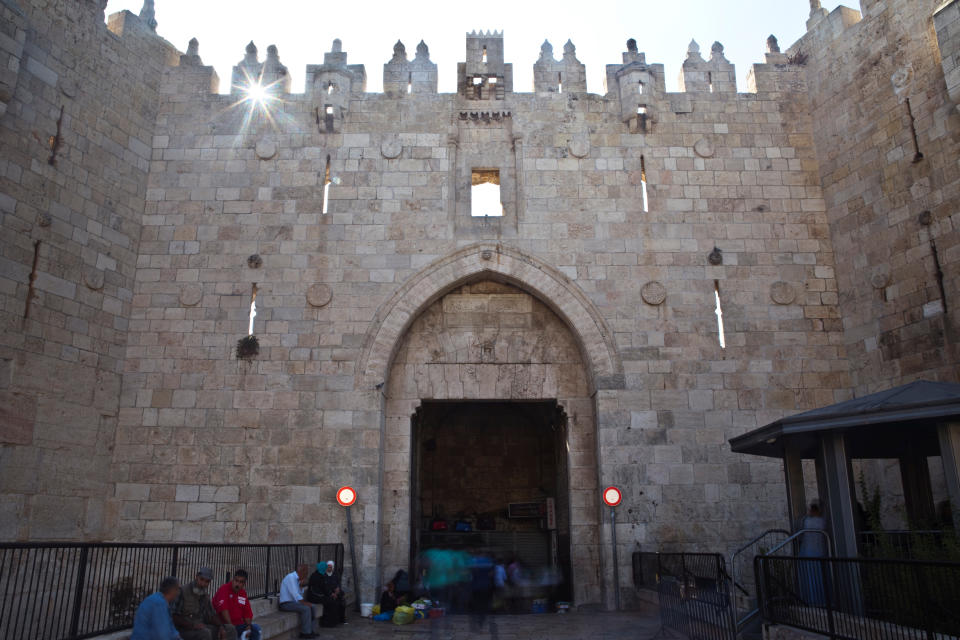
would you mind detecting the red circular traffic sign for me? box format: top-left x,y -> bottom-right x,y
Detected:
336,486 -> 357,507
602,486 -> 622,507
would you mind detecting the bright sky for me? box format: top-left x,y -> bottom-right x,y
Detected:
105,1 -> 848,94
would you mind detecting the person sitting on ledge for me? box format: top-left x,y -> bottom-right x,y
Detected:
379,580 -> 405,613
312,561 -> 347,627
279,563 -> 317,638
173,568 -> 235,640
213,570 -> 261,640
131,577 -> 182,640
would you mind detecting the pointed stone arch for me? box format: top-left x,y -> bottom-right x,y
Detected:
357,242 -> 624,393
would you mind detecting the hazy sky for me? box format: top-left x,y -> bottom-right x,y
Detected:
104,1 -> 848,94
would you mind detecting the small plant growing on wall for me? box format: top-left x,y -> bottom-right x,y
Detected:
236,334 -> 259,359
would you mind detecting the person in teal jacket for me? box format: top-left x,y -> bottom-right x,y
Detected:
131,577 -> 182,640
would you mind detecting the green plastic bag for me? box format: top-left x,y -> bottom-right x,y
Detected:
392,605 -> 415,625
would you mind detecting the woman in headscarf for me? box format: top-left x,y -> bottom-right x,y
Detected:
304,563 -> 325,605
312,561 -> 346,627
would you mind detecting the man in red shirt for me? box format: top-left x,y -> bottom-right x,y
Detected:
212,570 -> 261,640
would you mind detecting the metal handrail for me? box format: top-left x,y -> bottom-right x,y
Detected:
731,529 -> 829,632
730,529 -> 790,593
765,528 -> 832,558
755,554 -> 960,639
729,529 -> 790,628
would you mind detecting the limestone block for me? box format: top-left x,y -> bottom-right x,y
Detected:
0,391 -> 35,445
175,484 -> 200,502
186,502 -> 216,521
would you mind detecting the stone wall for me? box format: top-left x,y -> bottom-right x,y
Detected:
0,0 -> 956,612
0,1 -> 177,540
794,0 -> 960,393
104,28 -> 852,608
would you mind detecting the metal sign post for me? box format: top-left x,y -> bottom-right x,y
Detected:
337,486 -> 361,613
603,486 -> 622,611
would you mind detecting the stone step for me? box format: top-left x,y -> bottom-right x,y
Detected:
88,597 -> 323,640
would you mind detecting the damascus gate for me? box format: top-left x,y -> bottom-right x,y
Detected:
1,0 -> 959,612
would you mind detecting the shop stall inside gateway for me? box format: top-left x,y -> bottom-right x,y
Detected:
409,400 -> 573,609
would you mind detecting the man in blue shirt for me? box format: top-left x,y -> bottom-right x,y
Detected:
278,563 -> 315,638
131,577 -> 182,640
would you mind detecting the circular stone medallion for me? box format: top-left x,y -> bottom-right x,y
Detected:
179,284 -> 203,306
641,281 -> 667,306
82,267 -> 105,291
694,138 -> 715,158
770,281 -> 796,305
255,139 -> 277,160
870,271 -> 890,290
568,137 -> 591,159
306,283 -> 333,308
381,136 -> 402,159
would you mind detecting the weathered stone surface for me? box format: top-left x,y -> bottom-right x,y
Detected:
0,3 -> 956,615
641,281 -> 667,306
306,283 -> 332,307
254,139 -> 277,160
770,282 -> 796,305
0,392 -> 35,445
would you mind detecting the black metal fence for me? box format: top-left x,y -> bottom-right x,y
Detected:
756,554 -> 960,639
654,552 -> 736,640
0,542 -> 343,640
858,530 -> 953,560
632,551 -> 659,590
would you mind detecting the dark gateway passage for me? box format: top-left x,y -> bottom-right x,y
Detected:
409,400 -> 573,611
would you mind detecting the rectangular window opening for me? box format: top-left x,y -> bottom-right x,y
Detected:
471,169 -> 503,217
708,71 -> 714,93
248,283 -> 258,336
322,155 -> 331,215
640,155 -> 649,213
488,76 -> 497,84
407,73 -> 412,94
558,72 -> 563,93
638,81 -> 644,94
714,280 -> 726,349
482,46 -> 488,64
327,82 -> 335,95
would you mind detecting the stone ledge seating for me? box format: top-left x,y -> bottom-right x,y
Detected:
95,596 -> 324,640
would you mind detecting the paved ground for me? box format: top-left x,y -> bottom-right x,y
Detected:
315,612 -> 664,639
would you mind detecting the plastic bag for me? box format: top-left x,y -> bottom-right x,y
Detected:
374,612 -> 392,621
372,604 -> 381,615
392,605 -> 415,625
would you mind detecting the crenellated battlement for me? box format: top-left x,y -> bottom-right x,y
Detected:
151,23 -> 806,103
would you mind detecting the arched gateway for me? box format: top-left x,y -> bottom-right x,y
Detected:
359,244 -> 624,607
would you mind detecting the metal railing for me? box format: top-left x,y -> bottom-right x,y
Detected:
729,528 -> 829,633
632,551 -> 659,590
755,554 -> 960,639
858,530 -> 951,560
729,529 -> 790,627
0,542 -> 343,640
655,552 -> 737,640
766,528 -> 832,558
